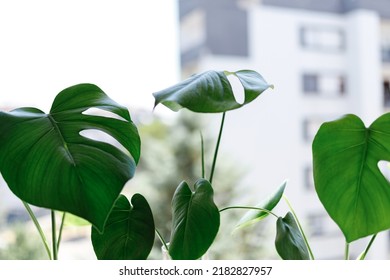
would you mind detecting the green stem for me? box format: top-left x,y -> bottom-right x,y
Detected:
56,212 -> 66,253
358,234 -> 377,260
200,132 -> 205,179
345,242 -> 350,260
283,196 -> 315,260
219,205 -> 279,219
51,210 -> 58,260
22,201 -> 52,260
155,228 -> 169,253
209,112 -> 226,184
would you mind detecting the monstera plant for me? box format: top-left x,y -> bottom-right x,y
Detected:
1,69 -> 290,260
312,113 -> 390,259
3,69 -> 386,260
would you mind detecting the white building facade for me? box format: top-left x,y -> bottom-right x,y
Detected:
179,0 -> 390,259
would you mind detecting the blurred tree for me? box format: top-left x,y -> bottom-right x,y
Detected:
0,223 -> 46,260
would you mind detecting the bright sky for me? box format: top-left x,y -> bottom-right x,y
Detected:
0,0 -> 179,112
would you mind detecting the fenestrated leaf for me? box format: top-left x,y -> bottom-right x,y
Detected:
169,179 -> 220,260
91,194 -> 155,260
312,113 -> 390,242
0,84 -> 140,232
275,212 -> 310,260
153,70 -> 272,113
236,180 -> 287,229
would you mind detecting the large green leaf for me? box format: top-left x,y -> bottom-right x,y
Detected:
0,84 -> 140,232
153,70 -> 273,113
169,179 -> 220,260
91,194 -> 155,260
275,212 -> 310,260
236,180 -> 287,229
312,113 -> 390,242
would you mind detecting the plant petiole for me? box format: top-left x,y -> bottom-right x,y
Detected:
57,212 -> 66,253
283,196 -> 315,260
22,201 -> 52,260
345,242 -> 350,260
219,205 -> 279,219
209,112 -> 226,184
155,228 -> 169,253
51,210 -> 58,260
357,234 -> 377,260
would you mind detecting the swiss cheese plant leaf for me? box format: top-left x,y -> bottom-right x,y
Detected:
0,84 -> 140,232
236,180 -> 287,229
153,70 -> 273,113
312,113 -> 390,242
169,179 -> 220,260
91,194 -> 155,260
275,212 -> 310,260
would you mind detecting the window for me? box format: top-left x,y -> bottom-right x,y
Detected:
304,165 -> 315,190
302,73 -> 345,97
381,23 -> 390,63
303,117 -> 330,141
306,213 -> 339,237
180,9 -> 206,54
384,79 -> 390,107
382,46 -> 390,63
300,25 -> 345,52
306,213 -> 325,236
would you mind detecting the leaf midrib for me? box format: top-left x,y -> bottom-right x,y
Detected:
354,129 -> 370,218
48,115 -> 76,166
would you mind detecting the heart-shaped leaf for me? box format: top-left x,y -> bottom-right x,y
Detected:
0,84 -> 140,232
169,179 -> 220,260
236,180 -> 287,229
91,194 -> 155,260
275,212 -> 310,260
313,113 -> 390,242
153,70 -> 273,113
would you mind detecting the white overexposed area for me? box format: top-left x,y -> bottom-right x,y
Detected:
0,0 -> 180,111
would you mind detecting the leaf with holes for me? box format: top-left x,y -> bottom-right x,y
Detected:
236,180 -> 287,229
0,84 -> 140,232
169,179 -> 220,260
275,212 -> 310,260
153,70 -> 273,113
313,113 -> 390,242
91,194 -> 155,260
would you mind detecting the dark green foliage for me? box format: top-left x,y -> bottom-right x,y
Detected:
153,70 -> 272,113
91,194 -> 155,260
169,179 -> 220,260
275,212 -> 310,260
0,84 -> 140,232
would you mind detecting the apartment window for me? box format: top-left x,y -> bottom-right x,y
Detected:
180,9 -> 206,54
304,165 -> 315,190
384,79 -> 390,107
302,73 -> 345,97
382,46 -> 390,63
381,24 -> 390,63
306,214 -> 325,237
303,117 -> 327,141
306,213 -> 339,237
300,25 -> 345,52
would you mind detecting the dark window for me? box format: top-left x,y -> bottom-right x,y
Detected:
303,74 -> 318,93
304,165 -> 314,190
302,73 -> 346,96
384,80 -> 390,107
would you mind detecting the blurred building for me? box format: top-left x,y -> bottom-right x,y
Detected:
179,0 -> 390,259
